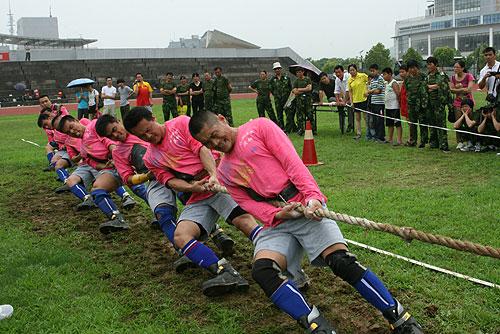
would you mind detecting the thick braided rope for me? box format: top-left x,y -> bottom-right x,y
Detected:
210,184 -> 500,259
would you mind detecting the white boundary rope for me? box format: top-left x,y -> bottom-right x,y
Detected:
346,239 -> 500,289
21,138 -> 42,148
344,103 -> 500,140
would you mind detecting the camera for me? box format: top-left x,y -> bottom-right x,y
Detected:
488,71 -> 500,76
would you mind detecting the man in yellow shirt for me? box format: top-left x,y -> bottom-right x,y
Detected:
347,64 -> 369,140
133,73 -> 153,112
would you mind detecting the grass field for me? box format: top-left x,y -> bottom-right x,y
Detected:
0,95 -> 499,334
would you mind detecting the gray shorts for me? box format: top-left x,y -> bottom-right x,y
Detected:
254,216 -> 346,267
102,104 -> 116,117
147,180 -> 177,212
178,192 -> 238,237
54,150 -> 72,166
71,165 -> 121,188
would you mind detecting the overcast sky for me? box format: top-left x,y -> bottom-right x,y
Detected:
1,0 -> 428,59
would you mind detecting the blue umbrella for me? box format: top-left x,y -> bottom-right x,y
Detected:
67,78 -> 95,88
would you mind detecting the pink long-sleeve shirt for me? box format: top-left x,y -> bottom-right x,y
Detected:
144,116 -> 214,205
112,134 -> 149,185
218,118 -> 326,228
80,119 -> 116,169
65,118 -> 89,159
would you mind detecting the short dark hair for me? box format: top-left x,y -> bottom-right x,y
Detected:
57,115 -> 77,132
106,77 -> 112,81
95,114 -> 118,137
135,72 -> 142,77
117,78 -> 125,84
334,65 -> 344,72
214,66 -> 222,71
50,113 -> 63,129
189,111 -> 219,137
369,64 -> 379,70
454,60 -> 467,72
166,72 -> 173,76
399,64 -> 408,71
483,47 -> 496,55
382,67 -> 393,75
123,107 -> 154,132
37,113 -> 50,128
192,72 -> 199,78
347,64 -> 358,71
426,56 -> 438,65
40,107 -> 52,115
319,72 -> 328,78
407,60 -> 420,69
461,98 -> 474,109
180,75 -> 186,80
38,94 -> 49,100
260,70 -> 267,74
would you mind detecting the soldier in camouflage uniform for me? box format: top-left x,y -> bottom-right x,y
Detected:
212,66 -> 234,126
404,60 -> 428,147
203,72 -> 215,112
177,75 -> 191,116
269,62 -> 292,130
159,72 -> 178,121
249,70 -> 279,124
293,67 -> 314,135
425,57 -> 450,151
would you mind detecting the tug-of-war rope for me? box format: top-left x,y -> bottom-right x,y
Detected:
210,184 -> 500,260
210,184 -> 500,289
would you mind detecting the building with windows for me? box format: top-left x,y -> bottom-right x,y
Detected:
394,0 -> 500,59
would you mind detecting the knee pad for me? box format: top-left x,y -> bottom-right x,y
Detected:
252,259 -> 287,297
325,250 -> 366,285
226,206 -> 247,225
154,204 -> 177,222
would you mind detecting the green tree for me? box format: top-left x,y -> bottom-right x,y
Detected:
364,43 -> 392,70
432,46 -> 459,67
465,44 -> 488,76
402,47 -> 424,66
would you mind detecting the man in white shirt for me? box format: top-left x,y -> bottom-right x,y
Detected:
334,65 -> 352,132
478,47 -> 500,100
101,77 -> 117,116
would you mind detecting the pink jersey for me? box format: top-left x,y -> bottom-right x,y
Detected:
65,119 -> 90,159
53,130 -> 68,149
144,116 -> 213,205
80,119 -> 116,169
218,118 -> 326,228
112,134 -> 149,185
44,128 -> 55,144
49,104 -> 69,117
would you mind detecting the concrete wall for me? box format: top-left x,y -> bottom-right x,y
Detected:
6,47 -> 310,66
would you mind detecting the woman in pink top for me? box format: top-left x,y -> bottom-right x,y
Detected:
449,60 -> 475,149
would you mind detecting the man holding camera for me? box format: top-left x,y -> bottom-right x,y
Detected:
478,47 -> 500,104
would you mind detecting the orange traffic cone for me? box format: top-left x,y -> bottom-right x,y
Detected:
302,121 -> 323,166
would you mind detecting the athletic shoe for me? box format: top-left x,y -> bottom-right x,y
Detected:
441,148 -> 450,153
474,143 -> 482,152
202,258 -> 249,296
173,255 -> 197,273
404,141 -> 416,147
418,143 -> 426,149
298,305 -> 337,334
99,213 -> 129,234
43,165 -> 54,172
76,195 -> 96,211
383,300 -> 424,334
0,305 -> 13,320
121,195 -> 136,210
353,135 -> 361,140
211,229 -> 235,257
456,142 -> 464,150
54,184 -> 70,194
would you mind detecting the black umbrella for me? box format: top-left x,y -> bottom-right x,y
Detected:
289,64 -> 322,83
14,82 -> 27,92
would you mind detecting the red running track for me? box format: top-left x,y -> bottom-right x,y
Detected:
0,93 -> 257,117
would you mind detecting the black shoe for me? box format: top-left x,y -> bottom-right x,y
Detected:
298,305 -> 337,334
211,229 -> 235,257
173,255 -> 197,273
99,213 -> 129,234
418,143 -> 426,149
121,195 -> 136,210
54,184 -> 70,194
202,259 -> 249,296
76,196 -> 96,211
441,147 -> 450,153
150,219 -> 161,230
346,125 -> 353,133
43,165 -> 54,172
383,300 -> 424,334
404,141 -> 416,147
